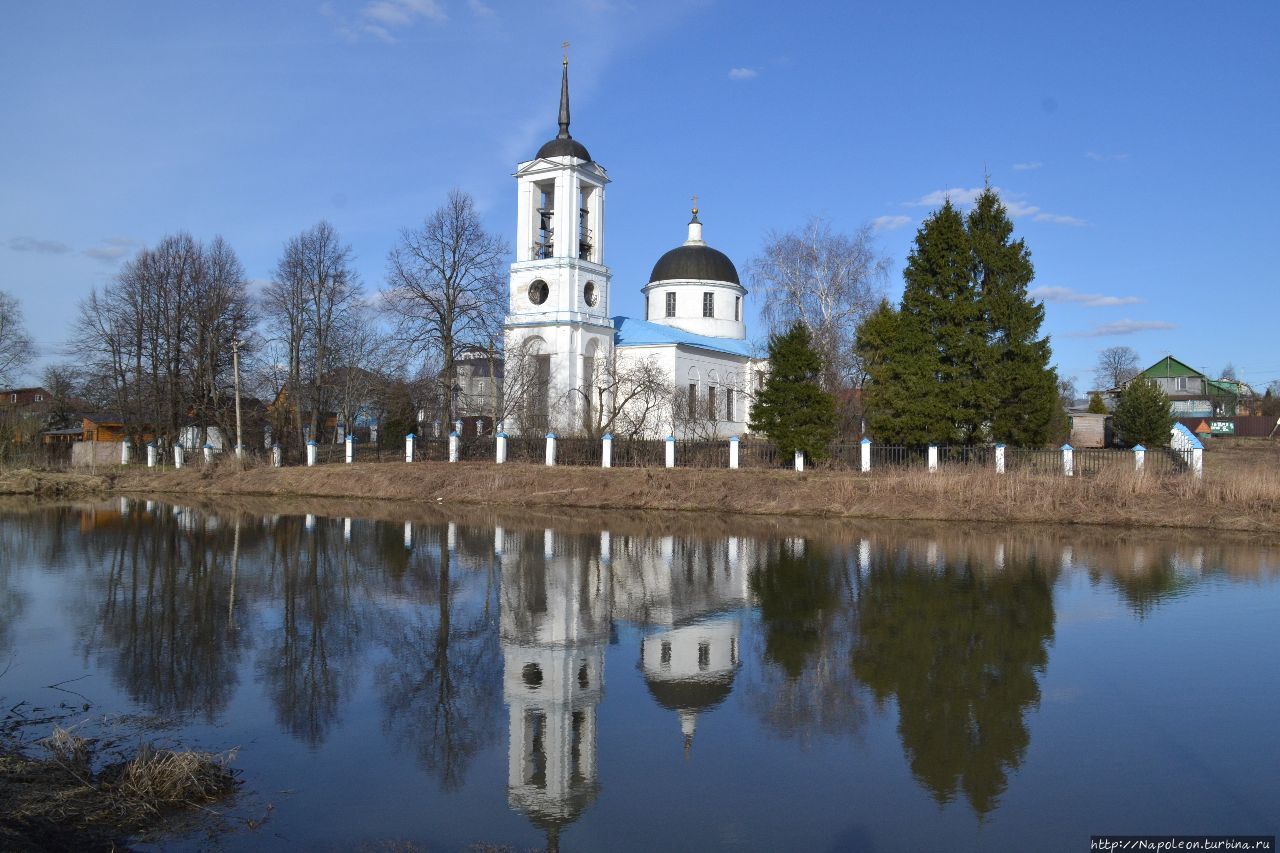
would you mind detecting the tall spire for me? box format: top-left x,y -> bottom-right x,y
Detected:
557,43 -> 571,140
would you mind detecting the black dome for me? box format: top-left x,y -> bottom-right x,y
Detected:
536,136 -> 591,162
648,244 -> 740,285
644,673 -> 736,712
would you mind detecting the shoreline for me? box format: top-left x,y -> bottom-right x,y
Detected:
3,458 -> 1275,534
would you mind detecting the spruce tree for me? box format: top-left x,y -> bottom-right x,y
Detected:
1112,378 -> 1174,447
1087,392 -> 1108,414
857,299 -> 940,445
969,188 -> 1058,446
750,322 -> 838,460
899,201 -> 990,444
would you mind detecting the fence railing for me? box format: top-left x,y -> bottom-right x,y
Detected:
108,434 -> 1205,479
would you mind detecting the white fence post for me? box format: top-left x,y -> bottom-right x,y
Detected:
927,445 -> 938,473
1062,443 -> 1074,477
174,444 -> 185,469
404,521 -> 413,550
454,419 -> 463,437
1133,444 -> 1145,473
405,432 -> 416,463
272,444 -> 282,467
448,431 -> 459,463
729,435 -> 740,469
345,434 -> 355,464
120,440 -> 131,466
306,440 -> 318,467
860,437 -> 871,473
146,442 -> 157,468
496,432 -> 508,464
1192,447 -> 1203,479
545,433 -> 557,466
665,435 -> 676,468
794,449 -> 804,472
995,443 -> 1006,474
601,434 -> 613,468
203,443 -> 215,464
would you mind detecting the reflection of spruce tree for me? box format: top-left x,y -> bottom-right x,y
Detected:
1094,558 -> 1192,618
750,542 -> 841,679
376,525 -> 502,790
93,512 -> 244,721
257,518 -> 360,746
851,559 -> 1055,816
745,543 -> 866,740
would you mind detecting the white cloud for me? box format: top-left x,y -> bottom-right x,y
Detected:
1086,151 -> 1129,162
1033,212 -> 1087,226
907,186 -> 1087,226
82,236 -> 138,264
467,0 -> 496,17
324,0 -> 446,43
872,215 -> 911,232
1012,162 -> 1042,171
1068,319 -> 1177,338
728,67 -> 759,81
7,236 -> 71,254
1030,285 -> 1142,307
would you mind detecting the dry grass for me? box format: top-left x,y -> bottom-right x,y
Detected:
0,468 -> 108,498
94,439 -> 1280,533
1,725 -> 237,851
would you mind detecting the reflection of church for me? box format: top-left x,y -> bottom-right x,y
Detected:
497,527 -> 760,845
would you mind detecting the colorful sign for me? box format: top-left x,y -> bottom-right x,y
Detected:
1210,420 -> 1235,435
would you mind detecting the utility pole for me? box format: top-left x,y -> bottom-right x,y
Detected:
232,338 -> 244,458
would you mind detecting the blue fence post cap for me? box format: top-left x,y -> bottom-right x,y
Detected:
146,441 -> 155,447
497,432 -> 507,439
346,434 -> 354,441
995,443 -> 1006,449
406,433 -> 415,440
203,443 -> 214,449
602,433 -> 613,440
307,440 -> 318,446
272,443 -> 280,449
1061,443 -> 1073,450
545,432 -> 557,439
666,435 -> 675,441
730,435 -> 740,442
860,437 -> 871,445
1132,444 -> 1145,451
449,431 -> 459,438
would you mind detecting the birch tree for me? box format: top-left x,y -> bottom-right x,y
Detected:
0,291 -> 35,384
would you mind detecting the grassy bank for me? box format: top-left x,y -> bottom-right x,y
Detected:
4,438 -> 1277,532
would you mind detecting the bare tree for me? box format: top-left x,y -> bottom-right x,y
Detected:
38,363 -> 81,429
0,290 -> 37,384
1094,346 -> 1142,390
263,221 -> 362,448
73,233 -> 255,448
1220,362 -> 1238,382
383,189 -> 508,429
750,218 -> 888,390
568,350 -> 670,439
1057,374 -> 1078,409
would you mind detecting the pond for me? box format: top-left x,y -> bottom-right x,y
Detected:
1,499 -> 1277,851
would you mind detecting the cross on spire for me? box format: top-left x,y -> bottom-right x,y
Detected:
691,193 -> 698,214
562,40 -> 569,65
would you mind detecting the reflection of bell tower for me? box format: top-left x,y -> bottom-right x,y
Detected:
500,528 -> 610,849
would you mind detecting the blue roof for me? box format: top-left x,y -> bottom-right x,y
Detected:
613,316 -> 754,358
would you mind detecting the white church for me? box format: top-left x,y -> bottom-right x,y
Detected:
503,57 -> 763,438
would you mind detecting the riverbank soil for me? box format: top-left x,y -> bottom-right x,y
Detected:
3,437 -> 1276,532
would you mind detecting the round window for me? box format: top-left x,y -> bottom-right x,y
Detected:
528,279 -> 549,305
584,281 -> 598,307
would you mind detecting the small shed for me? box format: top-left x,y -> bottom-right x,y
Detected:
1068,410 -> 1111,448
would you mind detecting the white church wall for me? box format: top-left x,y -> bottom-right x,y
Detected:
642,279 -> 746,340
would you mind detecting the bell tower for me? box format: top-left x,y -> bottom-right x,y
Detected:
504,50 -> 615,436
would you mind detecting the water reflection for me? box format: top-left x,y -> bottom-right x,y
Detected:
2,501 -> 1276,850
851,547 -> 1056,816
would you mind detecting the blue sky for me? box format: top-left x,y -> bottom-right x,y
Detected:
3,0 -> 1278,392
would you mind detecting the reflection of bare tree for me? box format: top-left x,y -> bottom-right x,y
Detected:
376,526 -> 503,790
744,541 -> 867,742
851,555 -> 1056,817
255,519 -> 361,747
89,511 -> 245,720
